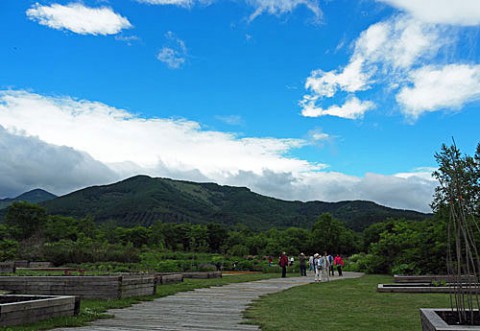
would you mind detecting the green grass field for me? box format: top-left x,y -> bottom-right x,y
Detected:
244,274 -> 452,331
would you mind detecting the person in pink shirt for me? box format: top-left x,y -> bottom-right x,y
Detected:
334,254 -> 344,276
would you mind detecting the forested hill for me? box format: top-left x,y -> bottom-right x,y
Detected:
41,175 -> 431,231
0,189 -> 57,210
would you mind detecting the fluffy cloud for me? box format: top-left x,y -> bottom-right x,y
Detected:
300,12 -> 477,120
0,90 -> 315,177
397,64 -> 480,118
26,3 -> 132,35
0,90 -> 436,212
301,97 -> 375,119
377,0 -> 480,26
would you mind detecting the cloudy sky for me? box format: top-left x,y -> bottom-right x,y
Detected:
1,0 -> 479,213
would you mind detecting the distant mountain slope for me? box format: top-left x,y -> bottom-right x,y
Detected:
0,189 -> 57,210
42,175 -> 431,231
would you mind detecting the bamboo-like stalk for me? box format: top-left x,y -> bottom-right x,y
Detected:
444,140 -> 480,325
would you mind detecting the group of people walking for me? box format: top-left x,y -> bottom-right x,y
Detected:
278,251 -> 344,281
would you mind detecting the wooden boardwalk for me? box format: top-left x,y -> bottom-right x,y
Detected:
52,272 -> 363,331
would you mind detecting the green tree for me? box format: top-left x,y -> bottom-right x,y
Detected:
5,202 -> 47,240
309,213 -> 360,255
0,239 -> 19,261
206,223 -> 228,253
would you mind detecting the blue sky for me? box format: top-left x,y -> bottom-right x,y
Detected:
1,0 -> 480,213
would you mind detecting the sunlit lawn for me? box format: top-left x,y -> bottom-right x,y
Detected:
245,274 -> 452,331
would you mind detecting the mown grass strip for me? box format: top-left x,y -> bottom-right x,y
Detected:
244,274 -> 452,331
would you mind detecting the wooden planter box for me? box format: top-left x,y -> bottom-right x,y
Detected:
182,271 -> 222,279
0,262 -> 15,274
155,273 -> 184,285
0,275 -> 156,299
378,283 -> 480,294
395,275 -> 476,283
0,294 -> 78,327
420,309 -> 480,331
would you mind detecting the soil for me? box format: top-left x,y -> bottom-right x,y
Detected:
438,310 -> 480,326
0,296 -> 45,304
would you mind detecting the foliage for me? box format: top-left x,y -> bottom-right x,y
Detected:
4,201 -> 47,240
352,218 -> 447,275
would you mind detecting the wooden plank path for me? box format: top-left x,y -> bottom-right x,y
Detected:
52,272 -> 363,331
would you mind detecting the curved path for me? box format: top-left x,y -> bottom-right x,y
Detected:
53,272 -> 363,331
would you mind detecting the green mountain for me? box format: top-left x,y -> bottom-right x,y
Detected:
0,189 -> 57,210
41,175 -> 431,231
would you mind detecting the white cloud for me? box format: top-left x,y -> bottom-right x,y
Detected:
157,48 -> 186,69
377,0 -> 480,26
0,90 -> 436,212
26,3 -> 133,35
246,0 -> 322,22
157,32 -> 188,69
0,90 -> 315,177
134,0 -> 322,21
304,58 -> 371,99
397,64 -> 480,119
300,14 -> 462,120
354,16 -> 444,69
308,128 -> 330,142
136,0 -> 194,6
301,97 -> 375,119
215,115 -> 245,126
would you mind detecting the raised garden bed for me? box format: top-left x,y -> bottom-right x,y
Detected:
378,283 -> 480,293
0,274 -> 156,299
0,294 -> 78,327
182,271 -> 222,279
394,275 -> 477,283
155,273 -> 184,285
420,308 -> 480,331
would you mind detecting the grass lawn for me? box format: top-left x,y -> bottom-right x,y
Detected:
244,274 -> 452,331
0,272 -> 279,331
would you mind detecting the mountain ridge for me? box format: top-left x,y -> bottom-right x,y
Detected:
0,189 -> 57,210
40,175 -> 431,231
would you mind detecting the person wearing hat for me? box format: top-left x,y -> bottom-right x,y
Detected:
298,253 -> 307,276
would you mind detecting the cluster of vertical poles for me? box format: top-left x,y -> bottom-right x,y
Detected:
445,140 -> 480,325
